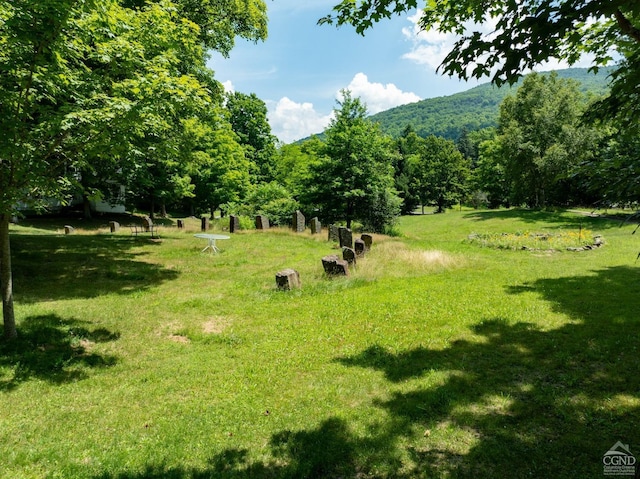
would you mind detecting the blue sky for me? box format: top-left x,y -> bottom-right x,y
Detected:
206,1 -> 583,143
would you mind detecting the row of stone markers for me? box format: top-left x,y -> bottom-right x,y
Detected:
181,209 -> 326,234
275,223 -> 374,290
321,227 -> 372,277
291,210 -> 324,235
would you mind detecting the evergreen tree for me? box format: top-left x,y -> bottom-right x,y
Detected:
304,91 -> 400,232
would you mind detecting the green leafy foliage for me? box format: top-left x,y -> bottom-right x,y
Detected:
235,182 -> 300,226
0,0 -> 269,337
225,91 -> 278,185
184,112 -> 251,216
497,73 -> 602,207
408,135 -> 470,213
121,0 -> 268,56
302,91 -> 400,232
323,1 -> 637,86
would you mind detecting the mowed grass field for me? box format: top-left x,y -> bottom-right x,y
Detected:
1,209 -> 639,478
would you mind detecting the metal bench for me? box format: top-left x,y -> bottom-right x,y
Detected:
130,215 -> 159,238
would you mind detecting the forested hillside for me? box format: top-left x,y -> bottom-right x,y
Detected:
370,67 -> 613,140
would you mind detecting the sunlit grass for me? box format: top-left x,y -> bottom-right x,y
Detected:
1,208 -> 639,478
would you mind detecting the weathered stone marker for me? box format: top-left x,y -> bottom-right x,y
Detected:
255,215 -> 270,230
142,216 -> 153,232
275,269 -> 301,290
328,224 -> 340,242
201,216 -> 209,231
64,225 -> 74,235
361,234 -> 373,251
338,227 -> 353,249
293,210 -> 305,232
310,217 -> 322,235
177,219 -> 185,229
109,221 -> 120,233
342,247 -> 356,266
321,255 -> 349,276
354,239 -> 366,257
229,215 -> 240,233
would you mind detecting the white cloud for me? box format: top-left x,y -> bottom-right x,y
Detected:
401,13 -> 500,74
221,80 -> 234,93
268,97 -> 333,144
268,74 -> 422,143
401,13 -> 458,70
344,73 -> 421,114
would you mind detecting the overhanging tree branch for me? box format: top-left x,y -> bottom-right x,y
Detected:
614,9 -> 640,44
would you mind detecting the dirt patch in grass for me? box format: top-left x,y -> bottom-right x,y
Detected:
203,316 -> 230,334
168,334 -> 190,344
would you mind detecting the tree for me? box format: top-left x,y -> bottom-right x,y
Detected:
394,126 -> 422,214
242,182 -> 300,226
0,0 -> 268,339
0,0 -> 99,339
408,136 -> 470,214
472,138 -> 509,208
225,91 -> 278,185
303,91 -> 400,232
581,131 -> 640,208
274,139 -> 323,199
186,113 -> 251,217
497,73 -> 599,207
122,0 -> 268,56
322,1 -> 640,123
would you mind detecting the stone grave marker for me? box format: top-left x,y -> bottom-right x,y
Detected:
328,224 -> 340,242
321,255 -> 349,276
361,234 -> 373,251
177,219 -> 185,229
142,216 -> 153,232
354,239 -> 366,257
342,247 -> 356,266
275,269 -> 301,290
339,227 -> 353,249
201,216 -> 209,231
230,215 -> 240,233
293,210 -> 305,232
310,217 -> 321,235
109,221 -> 120,233
64,225 -> 74,235
255,215 -> 270,230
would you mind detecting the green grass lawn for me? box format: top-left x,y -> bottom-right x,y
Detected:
1,209 -> 639,478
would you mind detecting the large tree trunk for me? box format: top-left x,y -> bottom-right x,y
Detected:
149,197 -> 155,220
0,214 -> 17,340
82,194 -> 92,219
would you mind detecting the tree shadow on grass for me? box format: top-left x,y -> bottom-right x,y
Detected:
334,265 -> 640,477
89,266 -> 640,478
0,314 -> 119,392
14,213 -> 176,233
92,417 -> 403,479
10,233 -> 178,303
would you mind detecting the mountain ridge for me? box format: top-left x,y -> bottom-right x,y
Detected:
369,67 -> 613,140
296,67 -> 613,144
